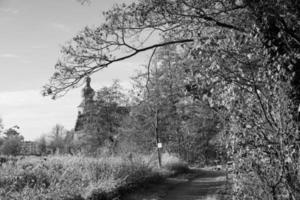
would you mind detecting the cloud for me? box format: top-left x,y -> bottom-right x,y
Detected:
0,53 -> 19,58
0,53 -> 32,64
0,89 -> 81,140
20,59 -> 32,64
31,45 -> 48,50
50,22 -> 71,32
0,79 -> 133,141
0,8 -> 19,15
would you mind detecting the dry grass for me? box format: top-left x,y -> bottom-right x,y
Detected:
0,155 -> 156,199
0,153 -> 187,200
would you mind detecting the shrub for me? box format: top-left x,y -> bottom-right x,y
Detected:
0,155 -> 162,200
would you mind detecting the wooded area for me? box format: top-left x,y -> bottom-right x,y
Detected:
0,0 -> 299,199
42,0 -> 300,199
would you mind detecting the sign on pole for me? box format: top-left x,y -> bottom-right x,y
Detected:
157,142 -> 162,148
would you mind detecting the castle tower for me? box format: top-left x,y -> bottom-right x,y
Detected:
77,76 -> 95,115
75,77 -> 95,131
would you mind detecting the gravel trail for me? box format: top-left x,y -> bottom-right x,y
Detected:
122,169 -> 227,200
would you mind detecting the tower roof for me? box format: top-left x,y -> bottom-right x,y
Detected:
82,76 -> 95,100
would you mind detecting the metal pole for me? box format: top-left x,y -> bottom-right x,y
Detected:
155,107 -> 162,168
154,64 -> 162,168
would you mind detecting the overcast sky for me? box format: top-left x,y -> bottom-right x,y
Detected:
0,0 -> 148,140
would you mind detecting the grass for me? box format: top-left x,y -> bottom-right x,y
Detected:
0,153 -> 187,200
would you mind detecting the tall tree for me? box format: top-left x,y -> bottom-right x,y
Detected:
43,0 -> 252,98
48,124 -> 66,154
117,46 -> 221,164
76,81 -> 129,154
36,135 -> 47,155
43,0 -> 300,198
0,127 -> 24,156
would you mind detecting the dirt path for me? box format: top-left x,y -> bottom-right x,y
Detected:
164,174 -> 226,200
122,169 -> 227,200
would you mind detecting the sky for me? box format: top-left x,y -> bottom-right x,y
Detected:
0,0 -> 149,140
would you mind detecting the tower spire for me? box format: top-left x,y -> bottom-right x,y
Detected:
86,76 -> 91,87
82,76 -> 95,101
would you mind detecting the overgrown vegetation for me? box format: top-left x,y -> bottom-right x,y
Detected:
0,153 -> 187,200
42,0 -> 300,199
0,0 -> 299,199
0,126 -> 23,156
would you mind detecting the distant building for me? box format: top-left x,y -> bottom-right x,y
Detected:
73,77 -> 129,152
20,141 -> 40,155
74,76 -> 96,132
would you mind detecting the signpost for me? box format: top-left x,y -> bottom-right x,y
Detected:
157,142 -> 162,148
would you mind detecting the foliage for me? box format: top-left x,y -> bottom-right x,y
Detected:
43,0 -> 300,198
48,124 -> 67,154
0,127 -> 24,156
0,138 -> 22,156
75,81 -> 129,154
38,125 -> 76,155
43,0 -> 251,98
115,46 -> 222,163
36,136 -> 47,155
0,154 -> 184,200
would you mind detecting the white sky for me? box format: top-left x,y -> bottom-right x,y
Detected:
0,0 -> 150,140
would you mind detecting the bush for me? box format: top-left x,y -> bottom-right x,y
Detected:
0,137 -> 22,156
0,155 -> 163,200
